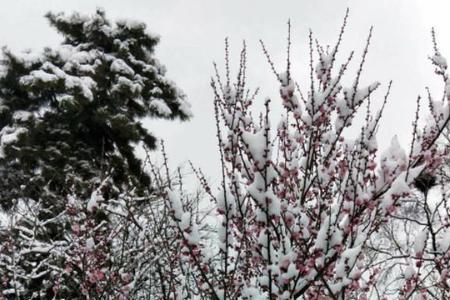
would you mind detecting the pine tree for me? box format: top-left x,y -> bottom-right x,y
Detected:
0,9 -> 191,298
0,8 -> 191,209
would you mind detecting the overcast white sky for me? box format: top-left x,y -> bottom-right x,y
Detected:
1,0 -> 450,184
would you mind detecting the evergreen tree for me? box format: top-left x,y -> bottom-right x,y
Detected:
0,8 -> 191,209
0,9 -> 191,298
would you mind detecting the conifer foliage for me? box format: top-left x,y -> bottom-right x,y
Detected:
0,9 -> 191,208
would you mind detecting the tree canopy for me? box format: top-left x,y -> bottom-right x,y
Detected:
0,9 -> 191,210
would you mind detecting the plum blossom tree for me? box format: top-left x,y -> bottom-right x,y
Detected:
165,12 -> 450,299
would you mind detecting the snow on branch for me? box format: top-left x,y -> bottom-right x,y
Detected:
165,15 -> 450,300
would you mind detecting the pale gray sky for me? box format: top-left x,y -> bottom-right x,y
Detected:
1,0 -> 449,184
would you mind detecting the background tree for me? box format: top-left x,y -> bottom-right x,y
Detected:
0,8 -> 191,209
0,9 -> 191,298
367,30 -> 450,299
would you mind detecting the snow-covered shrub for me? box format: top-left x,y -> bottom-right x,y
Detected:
0,156 -> 201,299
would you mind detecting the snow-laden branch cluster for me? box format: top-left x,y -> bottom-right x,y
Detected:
0,159 -> 204,299
165,15 -> 450,299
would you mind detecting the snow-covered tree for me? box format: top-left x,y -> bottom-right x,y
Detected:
0,9 -> 191,298
0,8 -> 191,209
165,14 -> 450,299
